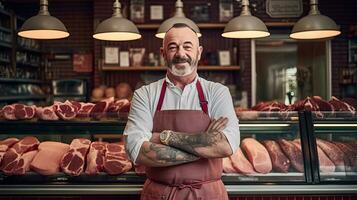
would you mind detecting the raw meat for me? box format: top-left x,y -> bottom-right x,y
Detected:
104,143 -> 132,175
76,102 -> 95,119
54,100 -> 78,120
333,141 -> 357,172
262,140 -> 290,173
240,138 -> 272,174
31,142 -> 70,175
329,96 -> 356,114
278,139 -> 304,172
107,99 -> 130,118
9,150 -> 38,175
0,138 -> 19,165
222,157 -> 236,173
229,147 -> 256,174
1,136 -> 39,175
342,98 -> 357,110
312,96 -> 334,111
134,165 -> 146,176
60,138 -> 91,176
90,97 -> 114,120
36,106 -> 59,120
316,139 -> 346,172
2,104 -> 16,120
85,141 -> 107,174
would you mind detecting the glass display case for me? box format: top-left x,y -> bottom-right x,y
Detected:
307,111 -> 357,183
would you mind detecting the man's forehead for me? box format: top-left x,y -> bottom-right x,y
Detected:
163,27 -> 199,46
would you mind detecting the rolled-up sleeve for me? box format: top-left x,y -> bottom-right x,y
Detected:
124,87 -> 153,164
209,85 -> 240,154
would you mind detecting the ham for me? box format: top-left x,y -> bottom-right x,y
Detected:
316,139 -> 346,172
262,140 -> 290,173
241,138 -> 272,174
229,147 -> 256,174
31,142 -> 70,175
60,138 -> 91,176
278,139 -> 304,172
85,141 -> 107,174
104,143 -> 132,175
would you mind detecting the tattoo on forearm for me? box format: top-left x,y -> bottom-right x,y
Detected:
168,130 -> 225,156
140,142 -> 198,166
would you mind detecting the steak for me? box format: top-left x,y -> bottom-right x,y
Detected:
54,100 -> 78,120
230,147 -> 256,174
1,136 -> 39,175
9,150 -> 38,175
278,139 -> 304,172
90,97 -> 114,120
60,138 -> 91,176
2,104 -> 16,120
0,138 -> 19,165
31,142 -> 70,175
262,140 -> 290,173
76,102 -> 95,119
107,99 -> 131,118
316,139 -> 346,172
329,96 -> 356,114
104,143 -> 132,175
36,106 -> 59,120
241,138 -> 272,174
85,141 -> 107,174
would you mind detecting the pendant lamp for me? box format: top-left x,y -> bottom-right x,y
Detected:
93,0 -> 141,41
18,0 -> 69,40
290,0 -> 340,40
155,0 -> 201,39
222,0 -> 270,39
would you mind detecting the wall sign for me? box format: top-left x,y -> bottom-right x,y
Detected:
266,0 -> 303,18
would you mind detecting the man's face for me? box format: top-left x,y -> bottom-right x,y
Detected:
161,27 -> 203,77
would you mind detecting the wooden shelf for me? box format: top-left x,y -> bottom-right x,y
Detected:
16,62 -> 40,68
0,95 -> 47,101
0,78 -> 44,84
0,41 -> 12,48
0,26 -> 11,33
102,65 -> 240,71
0,58 -> 10,64
17,45 -> 41,53
136,22 -> 295,30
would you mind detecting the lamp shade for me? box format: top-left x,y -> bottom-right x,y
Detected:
93,17 -> 141,41
222,0 -> 269,39
222,15 -> 270,39
290,0 -> 340,39
290,14 -> 340,39
155,0 -> 200,39
18,0 -> 69,39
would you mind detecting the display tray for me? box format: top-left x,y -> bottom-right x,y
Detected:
222,173 -> 306,184
0,171 -> 146,184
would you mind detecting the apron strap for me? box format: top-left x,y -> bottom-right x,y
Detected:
156,79 -> 208,114
156,81 -> 167,112
196,80 -> 208,114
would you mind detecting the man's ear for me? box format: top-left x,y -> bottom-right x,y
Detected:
160,47 -> 165,58
197,46 -> 203,60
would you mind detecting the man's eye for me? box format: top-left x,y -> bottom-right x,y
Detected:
169,46 -> 177,50
184,46 -> 192,49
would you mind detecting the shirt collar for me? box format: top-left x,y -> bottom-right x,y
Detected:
165,74 -> 199,89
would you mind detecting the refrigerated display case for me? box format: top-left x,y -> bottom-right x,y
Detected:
0,112 -> 356,196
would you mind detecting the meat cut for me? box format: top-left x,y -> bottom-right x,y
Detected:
229,147 -> 256,174
2,104 -> 36,120
90,97 -> 114,120
316,139 -> 346,172
278,139 -> 304,172
0,138 -> 19,165
104,143 -> 132,175
36,106 -> 59,121
9,150 -> 38,175
85,141 -> 107,174
329,96 -> 356,114
333,141 -> 357,172
60,138 -> 91,176
54,100 -> 78,120
1,136 -> 39,175
262,140 -> 290,173
75,102 -> 95,120
222,157 -> 236,173
240,138 -> 272,174
107,99 -> 131,118
31,141 -> 70,175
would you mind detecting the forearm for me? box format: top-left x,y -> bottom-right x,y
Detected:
136,141 -> 199,167
166,130 -> 233,158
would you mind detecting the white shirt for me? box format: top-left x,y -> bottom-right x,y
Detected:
124,75 -> 240,163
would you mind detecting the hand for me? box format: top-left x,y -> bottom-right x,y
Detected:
206,117 -> 228,134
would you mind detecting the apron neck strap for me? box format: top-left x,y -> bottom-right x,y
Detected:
156,79 -> 208,114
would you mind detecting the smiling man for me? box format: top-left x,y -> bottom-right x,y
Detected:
124,23 -> 240,200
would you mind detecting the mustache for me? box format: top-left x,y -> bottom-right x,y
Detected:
172,56 -> 192,64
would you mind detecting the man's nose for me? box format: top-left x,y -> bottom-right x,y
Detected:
175,45 -> 186,57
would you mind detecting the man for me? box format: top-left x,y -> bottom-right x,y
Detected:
124,23 -> 240,200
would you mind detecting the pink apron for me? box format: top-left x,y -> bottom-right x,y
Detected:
141,80 -> 228,200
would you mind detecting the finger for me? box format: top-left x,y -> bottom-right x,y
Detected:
211,117 -> 225,130
215,118 -> 228,131
206,119 -> 216,131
